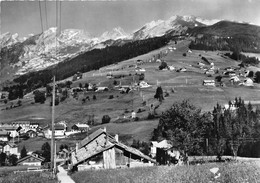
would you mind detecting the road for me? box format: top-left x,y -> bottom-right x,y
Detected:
57,165 -> 75,183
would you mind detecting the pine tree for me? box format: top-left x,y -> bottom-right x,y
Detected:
20,146 -> 27,159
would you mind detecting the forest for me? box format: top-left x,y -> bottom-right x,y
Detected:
152,98 -> 260,159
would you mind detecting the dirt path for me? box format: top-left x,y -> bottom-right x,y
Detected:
57,165 -> 75,183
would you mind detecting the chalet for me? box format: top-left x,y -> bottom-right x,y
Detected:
0,130 -> 9,142
0,125 -> 17,137
95,87 -> 109,92
3,142 -> 18,156
71,123 -> 89,132
26,130 -> 38,138
70,128 -> 155,171
58,148 -> 70,159
203,80 -> 215,86
205,70 -> 215,75
150,140 -> 172,158
17,154 -> 45,166
139,81 -> 151,88
54,124 -> 66,137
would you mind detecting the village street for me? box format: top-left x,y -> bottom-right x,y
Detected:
57,165 -> 75,183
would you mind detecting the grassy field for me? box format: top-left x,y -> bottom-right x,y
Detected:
0,171 -> 58,183
71,161 -> 260,183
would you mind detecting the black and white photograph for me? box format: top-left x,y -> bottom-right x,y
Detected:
0,0 -> 260,182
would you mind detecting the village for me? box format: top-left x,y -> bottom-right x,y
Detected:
1,39 -> 260,175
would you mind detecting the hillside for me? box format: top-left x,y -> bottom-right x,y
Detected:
188,21 -> 260,52
1,40 -> 260,128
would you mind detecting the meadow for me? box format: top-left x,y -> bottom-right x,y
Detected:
0,166 -> 57,183
71,161 -> 260,183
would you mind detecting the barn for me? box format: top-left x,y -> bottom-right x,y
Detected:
69,128 -> 155,171
17,154 -> 45,166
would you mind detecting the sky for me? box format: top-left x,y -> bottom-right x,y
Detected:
1,0 -> 260,37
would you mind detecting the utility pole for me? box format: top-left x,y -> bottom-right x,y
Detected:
51,76 -> 55,173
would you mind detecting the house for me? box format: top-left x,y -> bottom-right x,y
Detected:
17,154 -> 45,166
71,123 -> 89,132
240,78 -> 254,86
0,130 -> 9,142
95,87 -> 108,92
70,128 -> 155,171
12,121 -> 31,133
3,142 -> 18,156
203,80 -> 215,86
54,124 -> 66,137
230,76 -> 240,83
150,140 -> 172,158
1,124 -> 17,136
139,81 -> 151,88
205,70 -> 215,75
58,148 -> 70,159
26,130 -> 38,138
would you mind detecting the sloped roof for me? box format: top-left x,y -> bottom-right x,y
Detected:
76,128 -> 155,164
17,154 -> 45,164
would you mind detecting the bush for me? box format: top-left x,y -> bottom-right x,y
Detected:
248,71 -> 254,78
108,95 -> 114,99
102,115 -> 111,124
254,71 -> 260,83
93,95 -> 97,100
33,90 -> 46,104
159,61 -> 168,70
147,112 -> 155,120
183,53 -> 187,57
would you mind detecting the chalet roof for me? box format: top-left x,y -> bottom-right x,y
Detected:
54,124 -> 66,130
76,128 -> 156,165
78,128 -> 104,149
5,142 -> 17,148
0,130 -> 9,136
17,154 -> 45,164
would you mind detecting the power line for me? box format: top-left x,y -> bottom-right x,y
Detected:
38,1 -> 44,33
44,0 -> 48,29
59,1 -> 62,32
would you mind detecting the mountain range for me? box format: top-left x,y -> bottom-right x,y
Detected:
1,15 -> 260,84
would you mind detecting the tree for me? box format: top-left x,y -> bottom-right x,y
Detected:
41,142 -> 51,162
17,100 -> 22,106
159,61 -> 167,70
79,83 -> 83,88
7,154 -> 18,166
154,86 -> 164,102
0,152 -> 7,166
254,71 -> 260,83
33,90 -> 46,104
93,95 -> 96,100
102,115 -> 111,124
152,100 -> 211,155
20,146 -> 27,159
248,71 -> 254,78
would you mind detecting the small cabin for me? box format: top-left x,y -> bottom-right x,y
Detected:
203,80 -> 215,86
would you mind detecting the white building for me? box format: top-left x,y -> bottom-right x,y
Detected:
203,80 -> 215,86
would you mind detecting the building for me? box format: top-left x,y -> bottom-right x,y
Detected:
3,142 -> 18,156
0,130 -> 9,142
71,123 -> 89,132
17,154 -> 45,166
26,130 -> 38,138
70,128 -> 155,171
150,140 -> 172,158
203,80 -> 215,86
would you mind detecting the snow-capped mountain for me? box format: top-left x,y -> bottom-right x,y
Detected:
132,15 -> 220,40
1,15 -> 222,77
0,32 -> 20,48
100,27 -> 129,41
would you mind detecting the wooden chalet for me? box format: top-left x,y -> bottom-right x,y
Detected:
70,128 -> 155,171
17,154 -> 45,166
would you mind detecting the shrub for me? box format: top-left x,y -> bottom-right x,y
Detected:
134,117 -> 139,121
93,95 -> 97,100
108,95 -> 114,99
248,71 -> 254,78
183,53 -> 187,56
254,71 -> 260,83
102,115 -> 111,124
159,61 -> 167,70
33,90 -> 46,104
147,112 -> 155,120
113,80 -> 118,85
